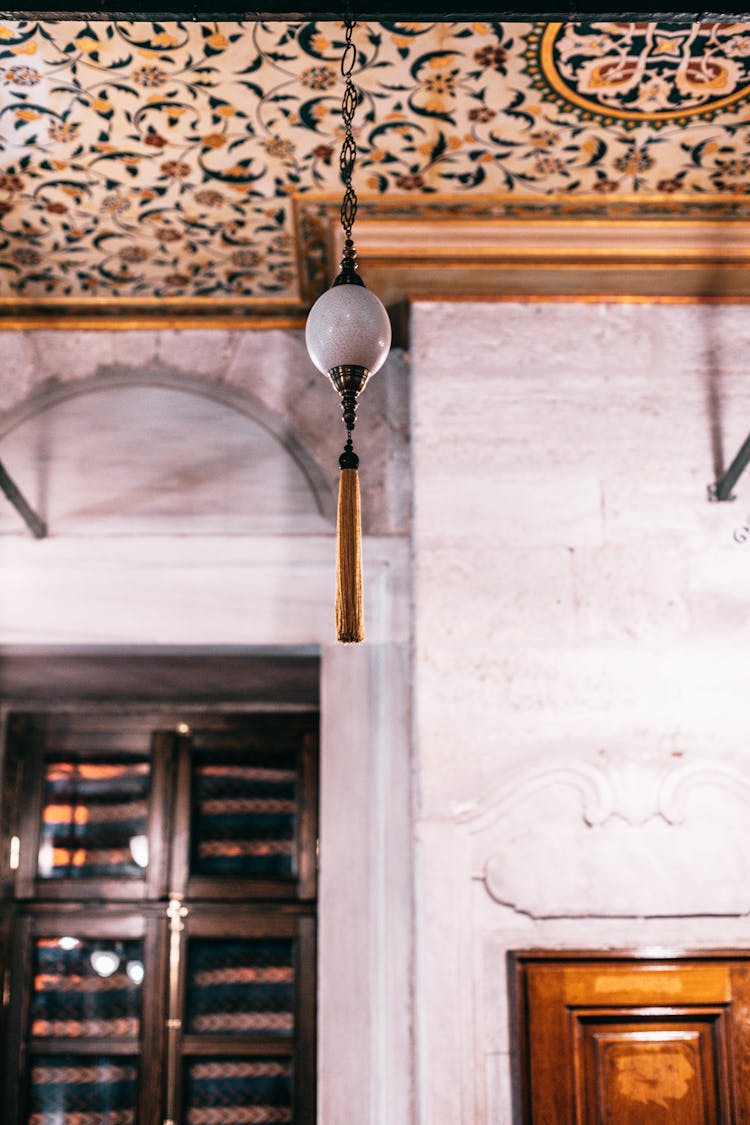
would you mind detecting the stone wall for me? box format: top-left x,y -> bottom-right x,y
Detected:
410,299 -> 750,1122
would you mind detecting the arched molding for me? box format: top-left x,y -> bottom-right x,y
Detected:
455,757 -> 613,833
0,368 -> 336,523
658,759 -> 750,825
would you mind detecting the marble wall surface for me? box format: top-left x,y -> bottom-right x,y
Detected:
410,298 -> 750,1122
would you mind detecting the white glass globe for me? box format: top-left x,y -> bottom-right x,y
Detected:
305,284 -> 391,377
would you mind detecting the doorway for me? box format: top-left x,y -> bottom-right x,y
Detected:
0,653 -> 319,1125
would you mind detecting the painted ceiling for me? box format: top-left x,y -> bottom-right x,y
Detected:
1,18 -> 750,307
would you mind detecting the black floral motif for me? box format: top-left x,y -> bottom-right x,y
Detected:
131,65 -> 169,87
395,173 -> 425,190
3,65 -> 40,86
263,137 -> 296,161
474,45 -> 508,71
231,249 -> 261,267
194,190 -> 225,206
13,247 -> 42,264
468,106 -> 496,123
160,160 -> 191,179
0,174 -> 25,192
118,247 -> 147,264
613,148 -> 655,175
300,65 -> 336,90
48,121 -> 80,142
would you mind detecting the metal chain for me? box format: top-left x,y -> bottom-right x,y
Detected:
339,19 -> 358,245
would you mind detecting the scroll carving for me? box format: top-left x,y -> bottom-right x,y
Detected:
458,754 -> 750,919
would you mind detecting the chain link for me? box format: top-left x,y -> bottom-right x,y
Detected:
339,19 -> 358,244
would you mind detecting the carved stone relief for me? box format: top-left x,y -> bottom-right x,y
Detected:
457,754 -> 750,918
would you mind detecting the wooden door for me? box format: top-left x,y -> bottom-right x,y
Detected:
512,953 -> 750,1124
0,705 -> 319,1125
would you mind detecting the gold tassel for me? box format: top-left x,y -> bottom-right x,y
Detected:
336,465 -> 364,643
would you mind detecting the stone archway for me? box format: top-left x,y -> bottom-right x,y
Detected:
0,372 -> 334,538
0,327 -> 408,535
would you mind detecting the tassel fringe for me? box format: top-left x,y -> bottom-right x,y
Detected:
336,466 -> 364,643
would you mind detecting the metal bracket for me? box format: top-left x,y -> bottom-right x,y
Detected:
709,431 -> 750,502
0,461 -> 47,538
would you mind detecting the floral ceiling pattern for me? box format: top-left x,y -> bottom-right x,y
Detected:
0,18 -> 749,304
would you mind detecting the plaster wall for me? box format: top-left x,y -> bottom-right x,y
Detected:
410,299 -> 750,1122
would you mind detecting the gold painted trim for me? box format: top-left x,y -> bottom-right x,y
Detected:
294,190 -> 750,306
0,315 -> 307,330
364,259 -> 750,269
407,292 -> 750,304
0,296 -> 303,311
538,23 -> 750,124
5,190 -> 750,327
0,295 -> 307,330
357,220 -> 750,230
295,190 -> 750,210
354,219 -> 750,231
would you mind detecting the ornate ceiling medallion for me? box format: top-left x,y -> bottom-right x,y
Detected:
525,21 -> 750,129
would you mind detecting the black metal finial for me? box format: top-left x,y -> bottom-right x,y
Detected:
339,432 -> 359,470
332,237 -> 365,287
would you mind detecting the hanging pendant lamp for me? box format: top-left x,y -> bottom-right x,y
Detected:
305,19 -> 391,644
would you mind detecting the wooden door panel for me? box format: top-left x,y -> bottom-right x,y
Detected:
513,954 -> 750,1125
578,1017 -> 727,1125
563,964 -> 732,1007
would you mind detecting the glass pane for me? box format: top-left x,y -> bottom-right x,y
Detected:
185,1058 -> 292,1125
27,1056 -> 137,1125
191,754 -> 297,879
38,757 -> 150,880
186,939 -> 294,1036
30,938 -> 143,1038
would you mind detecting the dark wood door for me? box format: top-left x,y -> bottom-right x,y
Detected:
1,705 -> 319,1125
512,953 -> 750,1124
